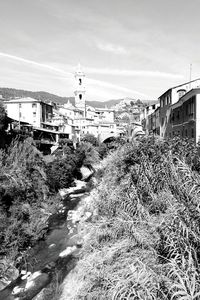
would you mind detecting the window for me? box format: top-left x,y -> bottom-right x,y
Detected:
185,129 -> 188,137
33,112 -> 36,117
185,104 -> 188,116
32,103 -> 37,108
79,78 -> 82,85
19,103 -> 22,108
191,128 -> 194,138
79,94 -> 82,100
188,97 -> 195,115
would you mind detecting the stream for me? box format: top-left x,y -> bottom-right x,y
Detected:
0,179 -> 92,300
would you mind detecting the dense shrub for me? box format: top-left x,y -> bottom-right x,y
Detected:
81,133 -> 99,147
75,142 -> 100,169
0,138 -> 61,261
0,102 -> 8,131
46,154 -> 80,192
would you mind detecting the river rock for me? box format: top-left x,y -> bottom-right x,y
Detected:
83,211 -> 92,222
59,246 -> 77,258
80,166 -> 93,180
48,243 -> 56,249
0,278 -> 10,291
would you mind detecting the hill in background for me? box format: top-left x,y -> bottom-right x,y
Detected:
0,87 -> 157,108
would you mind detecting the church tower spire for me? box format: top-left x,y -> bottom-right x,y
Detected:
74,64 -> 86,117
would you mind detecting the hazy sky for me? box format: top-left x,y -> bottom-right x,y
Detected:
0,0 -> 200,101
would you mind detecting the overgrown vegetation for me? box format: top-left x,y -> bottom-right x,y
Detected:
0,138 -> 59,262
0,135 -> 100,286
67,136 -> 200,300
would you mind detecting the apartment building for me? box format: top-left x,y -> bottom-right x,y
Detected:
141,103 -> 160,134
159,78 -> 200,137
4,97 -> 53,128
164,88 -> 200,143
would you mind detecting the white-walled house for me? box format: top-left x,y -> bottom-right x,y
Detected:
4,97 -> 53,128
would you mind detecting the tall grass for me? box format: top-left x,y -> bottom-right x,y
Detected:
60,137 -> 200,300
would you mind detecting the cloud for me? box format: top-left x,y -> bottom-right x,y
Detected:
86,77 -> 149,98
0,52 -> 149,99
0,52 -> 72,78
96,42 -> 128,55
85,67 -> 184,79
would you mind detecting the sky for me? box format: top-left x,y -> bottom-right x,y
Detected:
0,0 -> 200,101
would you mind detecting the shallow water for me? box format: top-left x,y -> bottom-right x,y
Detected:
25,194 -> 82,273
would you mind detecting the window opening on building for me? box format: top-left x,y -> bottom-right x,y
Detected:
79,79 -> 82,85
185,104 -> 188,116
79,94 -> 82,100
191,128 -> 194,138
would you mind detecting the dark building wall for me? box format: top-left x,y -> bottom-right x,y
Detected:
41,103 -> 53,123
165,94 -> 196,140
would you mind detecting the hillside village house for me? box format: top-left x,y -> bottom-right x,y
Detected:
3,65 -> 123,146
164,88 -> 200,143
94,107 -> 115,123
4,97 -> 54,129
139,78 -> 200,144
141,103 -> 160,134
159,78 -> 200,138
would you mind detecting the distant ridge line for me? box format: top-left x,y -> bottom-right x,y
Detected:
0,87 -> 157,108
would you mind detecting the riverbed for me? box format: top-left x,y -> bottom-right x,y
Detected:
0,179 -> 92,300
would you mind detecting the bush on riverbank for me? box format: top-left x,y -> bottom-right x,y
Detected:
46,141 -> 100,192
0,138 -> 62,263
65,136 -> 200,299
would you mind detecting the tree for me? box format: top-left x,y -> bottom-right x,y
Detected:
81,134 -> 99,147
76,142 -> 100,169
0,102 -> 8,131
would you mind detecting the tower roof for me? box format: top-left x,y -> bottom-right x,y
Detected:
75,63 -> 85,77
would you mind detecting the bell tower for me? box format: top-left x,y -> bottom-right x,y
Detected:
74,63 -> 86,117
